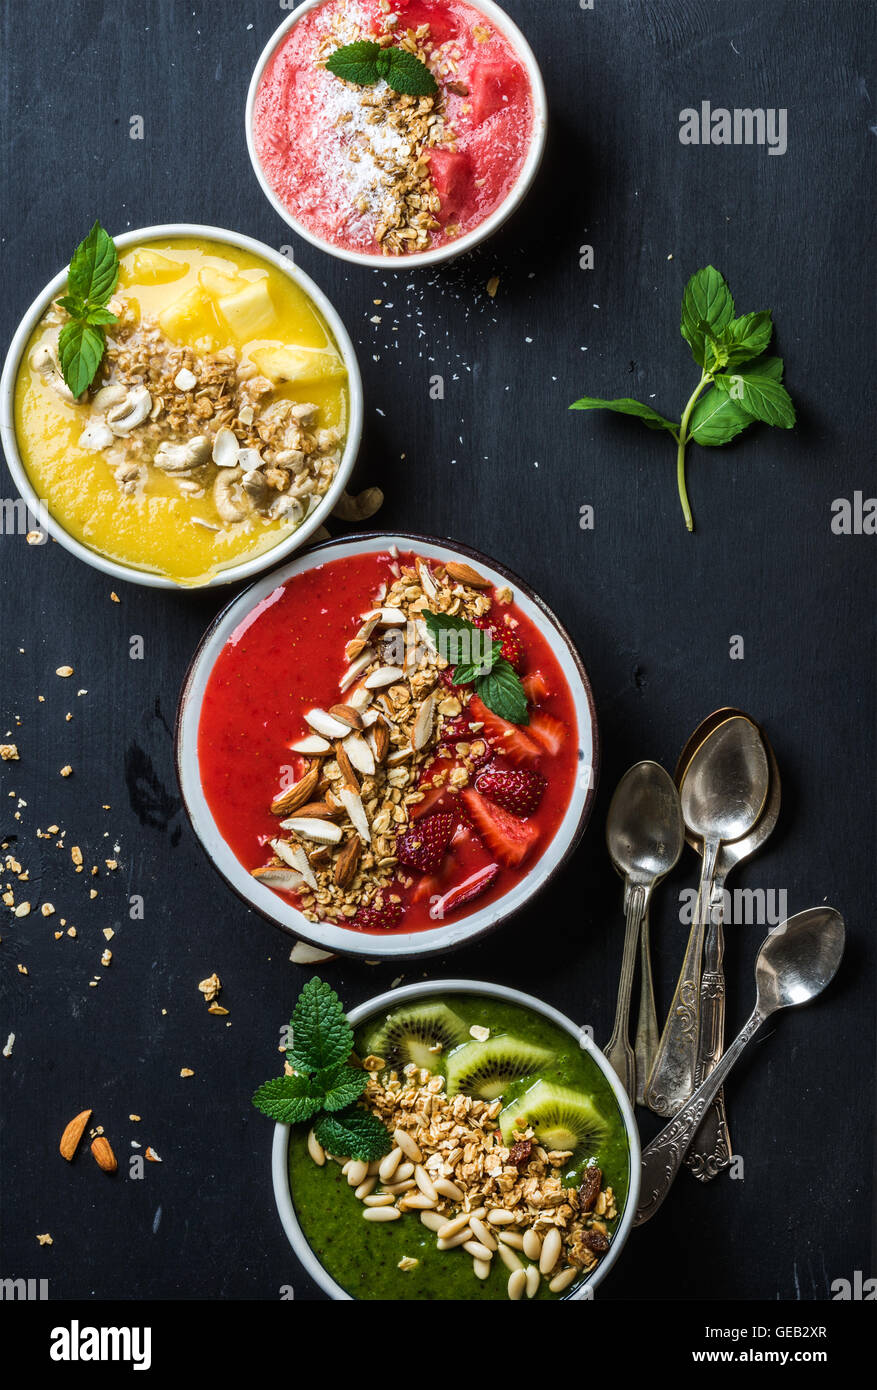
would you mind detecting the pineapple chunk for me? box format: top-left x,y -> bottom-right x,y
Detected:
251,345 -> 347,385
217,279 -> 276,340
122,249 -> 189,285
198,266 -> 247,300
157,287 -> 217,343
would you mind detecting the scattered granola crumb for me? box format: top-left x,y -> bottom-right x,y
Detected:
0,745 -> 19,761
67,927 -> 77,938
105,859 -> 118,871
36,1233 -> 53,1246
103,928 -> 114,941
145,1147 -> 162,1162
14,902 -> 31,918
60,765 -> 73,778
129,1114 -> 141,1122
71,846 -> 83,867
486,276 -> 500,298
110,592 -> 120,603
180,1068 -> 194,1078
17,963 -> 28,974
89,889 -> 98,900
207,1003 -> 229,1016
469,1024 -> 490,1041
397,1256 -> 419,1271
2,1033 -> 14,1058
26,531 -> 44,545
197,972 -> 222,1003
101,949 -> 112,967
55,666 -> 73,678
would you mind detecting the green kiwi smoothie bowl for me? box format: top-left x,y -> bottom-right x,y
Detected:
265,979 -> 640,1301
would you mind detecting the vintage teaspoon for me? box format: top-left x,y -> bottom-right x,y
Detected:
604,762 -> 684,1101
635,906 -> 845,1224
675,710 -> 782,1180
645,716 -> 769,1114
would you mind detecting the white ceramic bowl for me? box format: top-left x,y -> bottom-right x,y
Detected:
176,531 -> 599,960
0,223 -> 363,590
245,0 -> 548,270
271,979 -> 641,1300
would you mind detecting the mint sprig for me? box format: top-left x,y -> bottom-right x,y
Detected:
423,610 -> 529,726
251,978 -> 391,1162
570,266 -> 796,531
57,222 -> 120,397
326,41 -> 438,97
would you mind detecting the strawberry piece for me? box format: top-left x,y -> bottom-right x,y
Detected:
400,1 -> 459,42
522,670 -> 551,703
473,617 -> 525,673
354,894 -> 404,931
410,783 -> 449,819
461,789 -> 540,867
468,695 -> 542,764
469,59 -> 525,125
527,712 -> 567,757
411,872 -> 444,905
397,812 -> 456,874
427,148 -> 472,225
431,863 -> 500,919
475,767 -> 547,818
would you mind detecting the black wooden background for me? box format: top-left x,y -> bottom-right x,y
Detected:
1,0 -> 874,1303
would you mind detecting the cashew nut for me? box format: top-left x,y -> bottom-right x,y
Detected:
213,466 -> 254,524
270,493 -> 305,525
212,427 -> 240,469
106,385 -> 152,435
29,342 -> 77,402
92,383 -> 127,412
331,487 -> 384,522
78,420 -> 114,451
241,469 -> 270,509
153,436 -> 211,474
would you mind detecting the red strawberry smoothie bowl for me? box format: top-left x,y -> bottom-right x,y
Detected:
245,0 -> 547,267
175,535 -> 598,959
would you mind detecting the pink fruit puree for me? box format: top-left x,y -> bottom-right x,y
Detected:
253,0 -> 535,255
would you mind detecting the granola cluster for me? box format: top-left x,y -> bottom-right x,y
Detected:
257,555 -> 512,923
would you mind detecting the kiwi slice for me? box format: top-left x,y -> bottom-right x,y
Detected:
364,1002 -> 467,1071
499,1079 -> 608,1153
446,1034 -> 554,1100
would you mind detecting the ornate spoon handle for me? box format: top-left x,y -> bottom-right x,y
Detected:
686,878 -> 733,1179
604,883 -> 649,1100
635,1007 -> 764,1225
633,901 -> 660,1105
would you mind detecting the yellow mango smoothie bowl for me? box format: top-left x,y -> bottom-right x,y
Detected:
1,225 -> 362,588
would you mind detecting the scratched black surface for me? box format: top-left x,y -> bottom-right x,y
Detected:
1,0 -> 874,1303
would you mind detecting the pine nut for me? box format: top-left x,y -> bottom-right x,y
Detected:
437,1229 -> 473,1250
437,1211 -> 471,1240
367,1159 -> 382,1176
395,1161 -> 415,1181
399,1193 -> 436,1210
306,1130 -> 325,1166
420,1210 -> 445,1232
463,1239 -> 494,1261
539,1227 -> 562,1275
486,1208 -> 515,1224
341,1160 -> 352,1175
378,1147 -> 402,1183
497,1243 -> 523,1272
508,1268 -> 527,1300
363,1205 -> 402,1221
394,1128 -> 422,1162
473,1257 -> 491,1281
498,1231 -> 525,1250
355,1177 -> 377,1200
347,1160 -> 368,1187
434,1177 -> 464,1201
414,1165 -> 438,1201
363,1193 -> 396,1207
549,1267 -> 578,1294
380,1179 -> 416,1194
469,1217 -> 498,1252
525,1265 -> 540,1299
523,1229 -> 542,1261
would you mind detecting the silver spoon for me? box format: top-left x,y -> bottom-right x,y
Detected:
635,906 -> 845,1224
604,762 -> 685,1101
674,710 -> 782,1180
645,716 -> 770,1115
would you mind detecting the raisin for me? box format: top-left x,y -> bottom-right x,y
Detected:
508,1139 -> 532,1168
580,1229 -> 610,1254
578,1165 -> 602,1212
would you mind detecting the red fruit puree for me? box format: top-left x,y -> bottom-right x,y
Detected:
197,550 -> 578,933
253,0 -> 535,255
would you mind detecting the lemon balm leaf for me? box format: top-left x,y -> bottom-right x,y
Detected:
326,40 -> 381,86
384,48 -> 438,96
251,1074 -> 325,1125
287,977 -> 353,1073
314,1106 -> 392,1161
318,1063 -> 368,1113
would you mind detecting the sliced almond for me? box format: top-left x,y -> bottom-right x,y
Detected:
270,762 -> 320,816
444,561 -> 491,589
334,741 -> 361,792
416,617 -> 438,655
416,559 -> 438,599
91,1136 -> 117,1173
354,615 -> 379,644
328,704 -> 362,731
289,734 -> 331,755
376,607 -> 407,625
59,1108 -> 92,1161
271,840 -> 319,888
338,786 -> 371,843
342,731 -> 376,776
251,865 -> 304,891
278,817 -> 343,844
339,649 -> 375,693
290,940 -> 336,964
360,707 -> 380,727
344,638 -> 369,661
410,692 -> 436,751
364,665 -> 405,689
386,747 -> 413,765
305,708 -> 355,740
334,836 -> 362,889
347,684 -> 374,713
293,800 -> 343,820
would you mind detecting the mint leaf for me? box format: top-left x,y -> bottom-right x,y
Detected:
713,364 -> 796,428
569,396 -> 677,434
720,310 -> 773,367
688,390 -> 753,447
314,1106 -> 391,1161
423,610 -> 489,673
326,40 -> 380,86
85,306 -> 119,327
384,48 -> 438,96
287,977 -> 353,1073
252,1073 -> 325,1125
58,320 -> 105,398
318,1062 -> 368,1113
454,640 -> 501,686
56,293 -> 87,319
681,266 -> 735,368
477,658 -> 529,726
68,221 -> 119,308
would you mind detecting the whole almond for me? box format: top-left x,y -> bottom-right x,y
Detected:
328,704 -> 362,731
372,719 -> 390,763
59,1109 -> 92,1161
295,800 -> 343,820
334,741 -> 360,792
443,561 -> 491,589
91,1136 -> 117,1173
334,836 -> 362,889
271,762 -> 320,816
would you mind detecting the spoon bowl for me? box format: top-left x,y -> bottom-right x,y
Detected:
755,907 -> 845,1013
675,708 -> 781,869
607,761 -> 686,884
680,715 -> 770,845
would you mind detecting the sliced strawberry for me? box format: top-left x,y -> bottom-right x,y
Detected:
522,670 -> 551,703
461,789 -> 540,867
427,148 -> 472,225
396,812 -> 456,874
430,863 -> 500,919
411,872 -> 444,905
468,695 -> 542,764
472,616 -> 525,673
410,782 -> 450,820
354,893 -> 404,931
527,712 -> 568,757
475,767 -> 546,818
469,59 -> 525,125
